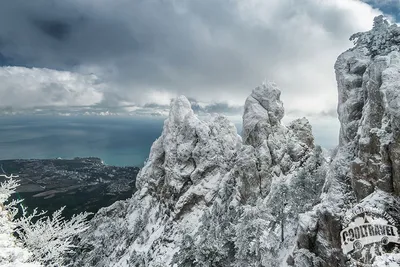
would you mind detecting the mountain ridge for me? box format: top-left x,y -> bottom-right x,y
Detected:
72,16 -> 400,267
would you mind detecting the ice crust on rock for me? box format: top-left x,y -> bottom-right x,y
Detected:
72,16 -> 400,267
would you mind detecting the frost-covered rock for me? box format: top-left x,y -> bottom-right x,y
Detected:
373,253 -> 400,267
74,15 -> 400,267
74,95 -> 242,266
242,81 -> 285,146
291,16 -> 400,267
74,82 -> 326,267
335,15 -> 400,203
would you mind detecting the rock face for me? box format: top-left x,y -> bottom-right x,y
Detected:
73,83 -> 326,266
73,16 -> 400,267
336,16 -> 400,200
291,16 -> 400,266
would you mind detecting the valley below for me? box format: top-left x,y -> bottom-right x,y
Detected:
0,157 -> 139,219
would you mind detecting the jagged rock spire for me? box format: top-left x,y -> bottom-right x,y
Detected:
71,16 -> 400,267
242,81 -> 284,146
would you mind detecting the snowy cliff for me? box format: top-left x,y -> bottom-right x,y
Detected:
290,16 -> 400,266
73,16 -> 400,267
74,83 -> 326,267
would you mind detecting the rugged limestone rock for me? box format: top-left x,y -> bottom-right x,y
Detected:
73,82 -> 325,267
73,96 -> 242,266
337,16 -> 400,199
73,15 -> 400,267
291,16 -> 400,266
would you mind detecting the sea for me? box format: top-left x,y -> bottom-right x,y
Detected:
0,115 -> 337,167
0,116 -> 165,167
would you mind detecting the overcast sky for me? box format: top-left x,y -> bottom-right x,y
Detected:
0,0 -> 395,148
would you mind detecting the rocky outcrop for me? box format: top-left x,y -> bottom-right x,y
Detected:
291,16 -> 400,266
73,15 -> 400,267
239,82 -> 318,201
73,96 -> 242,266
336,15 -> 400,200
73,82 -> 326,267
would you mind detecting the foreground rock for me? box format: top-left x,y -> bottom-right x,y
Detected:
291,16 -> 400,266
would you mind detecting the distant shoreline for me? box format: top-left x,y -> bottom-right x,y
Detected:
0,157 -> 139,219
0,156 -> 139,168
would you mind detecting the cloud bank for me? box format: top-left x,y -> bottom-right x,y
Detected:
0,0 -> 381,110
0,0 -> 389,148
0,67 -> 103,108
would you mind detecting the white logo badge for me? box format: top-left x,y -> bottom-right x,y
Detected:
341,207 -> 400,266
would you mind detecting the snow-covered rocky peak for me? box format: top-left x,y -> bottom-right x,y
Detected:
167,96 -> 193,125
72,15 -> 400,267
136,94 -> 240,197
335,16 -> 400,200
239,82 -> 317,202
73,81 -> 326,266
350,15 -> 400,58
243,81 -> 284,146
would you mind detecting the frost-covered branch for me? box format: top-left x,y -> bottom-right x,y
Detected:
14,206 -> 91,267
0,174 -> 20,203
0,175 -> 92,267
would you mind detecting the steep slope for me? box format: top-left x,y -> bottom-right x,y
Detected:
291,16 -> 400,266
74,84 -> 326,267
73,96 -> 242,266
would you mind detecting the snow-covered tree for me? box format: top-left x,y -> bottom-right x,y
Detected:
0,174 -> 91,267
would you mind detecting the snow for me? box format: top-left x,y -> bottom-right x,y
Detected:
374,254 -> 400,267
74,79 -> 326,266
0,185 -> 42,267
71,15 -> 400,267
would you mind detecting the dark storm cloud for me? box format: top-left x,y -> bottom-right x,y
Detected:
0,52 -> 10,66
0,0 -> 379,113
34,20 -> 71,41
0,0 -> 138,68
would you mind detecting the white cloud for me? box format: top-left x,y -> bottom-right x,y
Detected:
0,0 -> 381,112
0,67 -> 104,108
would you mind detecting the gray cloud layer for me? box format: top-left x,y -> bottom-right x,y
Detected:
0,0 -> 380,116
